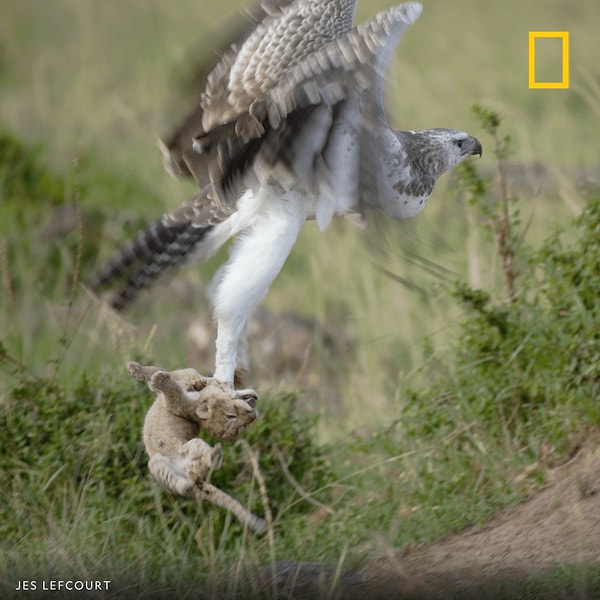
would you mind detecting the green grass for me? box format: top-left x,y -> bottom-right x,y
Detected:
1,1 -> 600,598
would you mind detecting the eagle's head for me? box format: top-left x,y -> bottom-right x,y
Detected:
374,127 -> 482,219
419,128 -> 482,174
380,128 -> 482,214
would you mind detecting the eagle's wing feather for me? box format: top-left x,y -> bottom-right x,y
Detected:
200,0 -> 357,134
160,0 -> 300,182
266,2 -> 422,129
163,2 -> 421,228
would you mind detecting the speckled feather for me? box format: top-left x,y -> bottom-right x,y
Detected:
201,0 -> 357,133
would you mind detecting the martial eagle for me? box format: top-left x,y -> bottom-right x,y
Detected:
92,0 -> 482,389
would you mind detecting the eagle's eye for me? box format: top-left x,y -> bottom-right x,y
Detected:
456,139 -> 464,149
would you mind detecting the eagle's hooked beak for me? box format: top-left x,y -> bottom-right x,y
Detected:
464,136 -> 483,158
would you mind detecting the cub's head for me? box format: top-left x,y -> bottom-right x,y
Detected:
194,383 -> 258,441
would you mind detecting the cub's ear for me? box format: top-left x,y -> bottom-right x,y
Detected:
195,401 -> 211,421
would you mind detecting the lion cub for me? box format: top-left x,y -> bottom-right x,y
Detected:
128,362 -> 266,534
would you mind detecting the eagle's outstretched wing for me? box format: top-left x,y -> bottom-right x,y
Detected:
163,1 -> 422,227
186,0 -> 359,216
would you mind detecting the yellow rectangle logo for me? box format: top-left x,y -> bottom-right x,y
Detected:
528,31 -> 569,89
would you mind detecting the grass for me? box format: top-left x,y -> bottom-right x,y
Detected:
1,1 -> 600,598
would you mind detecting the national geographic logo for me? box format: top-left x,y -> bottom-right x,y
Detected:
528,31 -> 570,89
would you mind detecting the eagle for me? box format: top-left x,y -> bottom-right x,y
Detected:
91,0 -> 482,390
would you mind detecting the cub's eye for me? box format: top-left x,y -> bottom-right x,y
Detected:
226,414 -> 237,420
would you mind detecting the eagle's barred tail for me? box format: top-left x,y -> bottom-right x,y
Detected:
91,219 -> 212,311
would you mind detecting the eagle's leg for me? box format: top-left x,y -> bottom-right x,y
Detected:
212,189 -> 308,387
233,328 -> 250,388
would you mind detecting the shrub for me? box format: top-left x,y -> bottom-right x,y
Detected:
403,108 -> 600,457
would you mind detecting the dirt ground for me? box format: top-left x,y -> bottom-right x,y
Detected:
257,445 -> 600,599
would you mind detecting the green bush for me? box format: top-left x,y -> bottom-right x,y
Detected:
0,363 -> 332,535
403,108 -> 600,458
342,108 -> 600,549
0,128 -> 65,208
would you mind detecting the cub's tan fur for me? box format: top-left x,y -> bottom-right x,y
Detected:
128,361 -> 266,534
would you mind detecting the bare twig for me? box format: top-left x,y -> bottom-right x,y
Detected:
0,237 -> 13,304
68,159 -> 83,307
493,133 -> 516,302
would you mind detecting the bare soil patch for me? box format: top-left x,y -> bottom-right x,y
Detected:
258,445 -> 600,599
